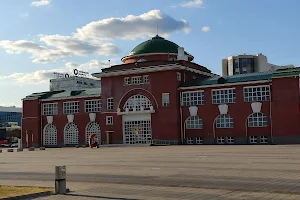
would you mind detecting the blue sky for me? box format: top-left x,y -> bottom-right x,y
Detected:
0,0 -> 299,107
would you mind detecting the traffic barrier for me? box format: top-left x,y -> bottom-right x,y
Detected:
0,149 -> 2,153
17,148 -> 23,152
40,147 -> 46,150
7,149 -> 14,152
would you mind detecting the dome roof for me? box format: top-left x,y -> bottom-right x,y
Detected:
126,35 -> 193,59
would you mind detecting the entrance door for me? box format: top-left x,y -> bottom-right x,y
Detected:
123,114 -> 152,144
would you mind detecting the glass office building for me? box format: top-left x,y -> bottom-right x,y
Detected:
0,107 -> 22,127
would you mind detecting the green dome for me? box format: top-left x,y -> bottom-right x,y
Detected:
127,35 -> 193,58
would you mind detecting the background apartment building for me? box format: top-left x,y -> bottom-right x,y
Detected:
222,53 -> 294,76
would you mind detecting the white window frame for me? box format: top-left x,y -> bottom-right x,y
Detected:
162,93 -> 170,107
195,137 -> 203,144
106,116 -> 113,125
43,103 -> 58,116
107,98 -> 113,110
249,136 -> 258,144
260,136 -> 268,144
226,136 -> 234,144
63,101 -> 79,114
244,85 -> 270,102
212,88 -> 236,104
186,116 -> 203,129
143,75 -> 149,84
217,137 -> 225,144
85,99 -> 101,113
124,77 -> 130,85
248,113 -> 268,127
177,72 -> 181,81
131,76 -> 142,85
216,114 -> 234,128
187,137 -> 193,144
181,90 -> 204,106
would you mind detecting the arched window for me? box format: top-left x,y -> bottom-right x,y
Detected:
124,95 -> 152,110
186,116 -> 203,129
64,123 -> 79,145
43,124 -> 57,146
248,113 -> 267,127
216,114 -> 234,128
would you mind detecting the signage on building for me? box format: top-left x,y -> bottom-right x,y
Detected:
53,69 -> 89,79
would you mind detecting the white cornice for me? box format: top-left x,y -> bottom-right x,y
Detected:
92,64 -> 215,78
121,52 -> 194,61
179,80 -> 271,90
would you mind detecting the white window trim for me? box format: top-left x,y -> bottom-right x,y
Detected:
226,136 -> 235,144
107,97 -> 113,110
143,75 -> 149,84
216,114 -> 234,128
181,90 -> 205,106
249,136 -> 258,144
211,88 -> 236,105
248,113 -> 268,127
63,101 -> 80,114
42,103 -> 58,116
185,116 -> 203,129
187,137 -> 193,144
84,99 -> 102,113
217,137 -> 225,144
106,116 -> 113,125
243,85 -> 270,102
195,137 -> 203,144
260,136 -> 268,144
162,93 -> 170,107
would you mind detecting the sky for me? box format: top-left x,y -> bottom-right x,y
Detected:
0,0 -> 299,107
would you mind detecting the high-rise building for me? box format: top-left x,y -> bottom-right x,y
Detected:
222,53 -> 294,76
0,106 -> 22,127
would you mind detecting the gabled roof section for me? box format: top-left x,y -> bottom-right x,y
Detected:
181,71 -> 273,88
23,88 -> 101,101
272,67 -> 300,77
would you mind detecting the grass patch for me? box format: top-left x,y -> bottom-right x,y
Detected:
0,186 -> 53,199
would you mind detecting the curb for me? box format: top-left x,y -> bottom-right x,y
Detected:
1,191 -> 53,200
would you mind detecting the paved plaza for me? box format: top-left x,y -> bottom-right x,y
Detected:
1,145 -> 300,199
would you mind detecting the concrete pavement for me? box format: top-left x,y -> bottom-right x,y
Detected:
1,145 -> 300,199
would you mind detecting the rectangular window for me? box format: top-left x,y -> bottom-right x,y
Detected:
63,101 -> 79,114
226,137 -> 234,144
182,91 -> 204,106
107,98 -> 113,110
43,103 -> 58,116
177,72 -> 181,81
195,137 -> 203,144
85,99 -> 101,113
217,137 -> 225,144
187,137 -> 193,144
249,136 -> 258,144
162,93 -> 170,107
244,86 -> 270,102
143,75 -> 149,84
212,88 -> 236,104
106,116 -> 113,125
124,77 -> 130,85
260,136 -> 268,144
131,76 -> 142,85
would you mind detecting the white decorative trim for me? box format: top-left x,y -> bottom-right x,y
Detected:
89,113 -> 96,122
67,114 -> 74,123
251,102 -> 262,113
117,109 -> 155,116
41,95 -> 100,102
179,80 -> 271,90
188,106 -> 198,116
218,104 -> 228,115
92,64 -> 215,78
121,52 -> 193,62
46,116 -> 53,124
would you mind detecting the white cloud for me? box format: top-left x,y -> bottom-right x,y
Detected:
40,35 -> 119,56
75,9 -> 190,41
201,26 -> 211,32
31,0 -> 51,7
180,0 -> 204,8
0,40 -> 69,64
0,60 -> 110,85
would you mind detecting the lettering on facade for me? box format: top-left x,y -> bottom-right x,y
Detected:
53,69 -> 89,79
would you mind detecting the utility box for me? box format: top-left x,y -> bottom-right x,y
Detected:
55,166 -> 66,194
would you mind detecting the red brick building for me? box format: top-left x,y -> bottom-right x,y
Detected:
22,35 -> 300,147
